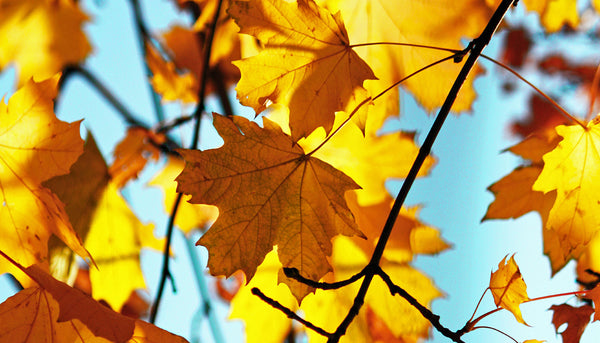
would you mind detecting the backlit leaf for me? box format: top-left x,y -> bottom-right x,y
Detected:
0,259 -> 188,343
489,255 -> 529,325
550,304 -> 594,343
149,157 -> 218,234
85,182 -> 164,311
0,0 -> 91,85
230,0 -> 376,140
533,120 -> 600,269
0,77 -> 89,286
176,114 -> 363,301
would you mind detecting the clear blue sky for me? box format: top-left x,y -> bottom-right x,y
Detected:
1,1 -> 599,343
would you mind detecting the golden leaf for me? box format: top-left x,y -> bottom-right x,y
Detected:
230,0 -> 376,140
0,77 -> 89,286
489,255 -> 529,325
0,0 -> 91,85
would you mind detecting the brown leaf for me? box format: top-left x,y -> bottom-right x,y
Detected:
176,114 -> 363,301
550,304 -> 594,343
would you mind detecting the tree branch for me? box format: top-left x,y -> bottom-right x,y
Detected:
251,287 -> 333,338
325,1 -> 517,341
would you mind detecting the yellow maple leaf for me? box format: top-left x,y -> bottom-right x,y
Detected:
146,43 -> 198,104
176,114 -> 363,301
489,255 -> 529,325
319,0 -> 494,132
532,121 -> 600,268
85,182 -> 164,311
230,0 -> 376,141
0,0 -> 91,85
149,157 -> 218,234
521,0 -> 578,32
0,76 -> 89,286
345,191 -> 449,264
0,256 -> 188,343
229,250 -> 297,343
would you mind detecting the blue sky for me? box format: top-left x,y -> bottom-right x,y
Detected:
1,1 -> 600,342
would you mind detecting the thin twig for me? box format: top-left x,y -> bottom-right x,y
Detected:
377,267 -> 465,342
283,267 -> 366,290
586,60 -> 600,122
481,54 -> 586,127
325,1 -> 516,342
61,65 -> 147,127
149,193 -> 183,323
251,288 -> 333,338
129,0 -> 166,122
150,0 -> 225,323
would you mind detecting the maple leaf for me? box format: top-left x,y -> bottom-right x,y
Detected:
318,0 -> 494,134
345,191 -> 449,264
146,43 -> 198,104
583,284 -> 600,321
489,255 -> 530,325
229,0 -> 376,140
0,254 -> 188,343
160,23 -> 241,96
109,127 -> 165,188
267,104 -> 435,206
532,120 -> 600,267
550,304 -> 594,343
0,76 -> 90,286
230,237 -> 442,343
149,157 -> 218,234
176,114 -> 363,300
44,135 -> 110,282
302,237 -> 441,342
519,0 -> 578,32
229,250 -> 297,343
46,133 -> 163,311
85,182 -> 164,311
0,0 -> 91,85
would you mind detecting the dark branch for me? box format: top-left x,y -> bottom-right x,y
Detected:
252,287 -> 333,338
376,267 -> 465,343
283,267 -> 366,290
325,1 -> 517,341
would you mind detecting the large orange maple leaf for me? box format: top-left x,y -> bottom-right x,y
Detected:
176,114 -> 363,300
230,0 -> 376,141
0,77 -> 90,285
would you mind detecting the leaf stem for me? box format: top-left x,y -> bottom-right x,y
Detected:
470,326 -> 518,343
350,41 -> 461,54
306,53 -> 457,156
480,54 -> 586,127
468,287 -> 490,323
586,59 -> 600,122
325,1 -> 516,341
